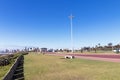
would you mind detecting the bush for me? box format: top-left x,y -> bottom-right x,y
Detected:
0,57 -> 10,66
0,52 -> 29,66
0,53 -> 21,66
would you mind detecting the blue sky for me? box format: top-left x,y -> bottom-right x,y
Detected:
0,0 -> 120,49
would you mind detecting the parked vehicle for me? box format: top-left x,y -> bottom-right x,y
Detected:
113,49 -> 120,53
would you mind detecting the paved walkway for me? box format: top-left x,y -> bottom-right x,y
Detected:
47,53 -> 120,63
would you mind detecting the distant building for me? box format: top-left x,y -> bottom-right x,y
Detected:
48,49 -> 54,52
40,48 -> 47,53
28,47 -> 36,52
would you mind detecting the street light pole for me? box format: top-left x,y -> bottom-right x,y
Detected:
69,14 -> 74,53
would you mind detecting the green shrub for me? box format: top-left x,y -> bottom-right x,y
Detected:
0,53 -> 22,66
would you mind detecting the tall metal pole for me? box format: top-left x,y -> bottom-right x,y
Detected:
69,14 -> 74,53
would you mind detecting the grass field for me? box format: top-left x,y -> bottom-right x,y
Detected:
24,53 -> 120,80
0,64 -> 12,80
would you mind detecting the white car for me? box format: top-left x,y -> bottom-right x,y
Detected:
113,49 -> 120,53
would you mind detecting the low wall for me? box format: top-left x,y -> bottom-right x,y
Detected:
2,55 -> 23,80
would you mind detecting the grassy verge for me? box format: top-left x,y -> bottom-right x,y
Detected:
0,53 -> 26,79
0,64 -> 12,80
24,53 -> 120,80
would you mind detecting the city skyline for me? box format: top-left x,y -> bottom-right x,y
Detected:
0,0 -> 120,49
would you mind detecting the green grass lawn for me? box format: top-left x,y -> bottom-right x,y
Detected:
24,53 -> 120,80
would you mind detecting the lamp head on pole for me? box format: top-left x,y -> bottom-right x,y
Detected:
69,14 -> 74,19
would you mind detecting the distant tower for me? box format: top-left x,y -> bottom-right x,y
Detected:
69,14 -> 74,53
